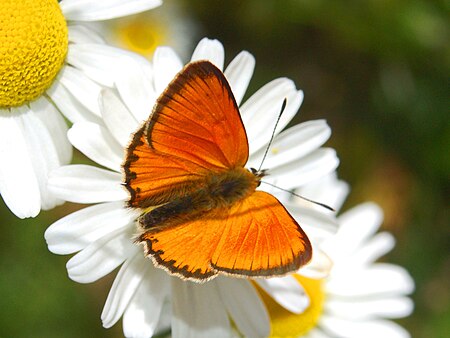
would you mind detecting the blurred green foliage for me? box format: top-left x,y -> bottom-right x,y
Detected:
1,1 -> 448,337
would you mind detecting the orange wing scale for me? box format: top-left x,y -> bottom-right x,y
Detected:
140,191 -> 311,281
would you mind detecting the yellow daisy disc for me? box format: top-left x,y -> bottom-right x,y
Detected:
0,0 -> 68,108
259,275 -> 326,337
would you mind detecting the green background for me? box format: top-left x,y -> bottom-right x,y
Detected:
1,0 -> 448,337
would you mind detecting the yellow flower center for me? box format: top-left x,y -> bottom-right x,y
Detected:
0,0 -> 68,108
110,15 -> 167,57
259,275 -> 326,337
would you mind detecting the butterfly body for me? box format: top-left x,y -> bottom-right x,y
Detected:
138,167 -> 261,230
123,60 -> 312,282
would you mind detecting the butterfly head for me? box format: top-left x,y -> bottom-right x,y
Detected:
250,167 -> 267,187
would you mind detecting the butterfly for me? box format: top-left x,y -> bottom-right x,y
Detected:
123,60 -> 312,282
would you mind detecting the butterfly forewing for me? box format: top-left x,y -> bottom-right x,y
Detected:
124,61 -> 249,208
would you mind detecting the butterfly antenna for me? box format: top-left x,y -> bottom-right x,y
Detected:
257,98 -> 287,172
260,181 -> 335,212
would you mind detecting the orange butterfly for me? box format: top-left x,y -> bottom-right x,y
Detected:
123,60 -> 312,282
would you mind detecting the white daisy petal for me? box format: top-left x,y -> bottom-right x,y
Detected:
68,44 -> 151,87
256,276 -> 309,314
18,106 -> 63,210
102,254 -> 150,328
319,316 -> 411,338
31,97 -> 72,165
299,248 -> 333,279
216,278 -> 270,337
268,148 -> 339,189
241,79 -> 303,155
248,120 -> 331,170
59,66 -> 103,117
60,0 -> 162,22
330,202 -> 383,258
100,89 -> 140,147
349,232 -> 396,266
325,296 -> 414,320
297,173 -> 349,213
47,80 -> 101,123
191,38 -> 225,70
123,268 -> 170,338
284,203 -> 338,243
115,58 -> 156,123
67,227 -> 137,283
68,122 -> 123,172
67,44 -> 118,87
48,165 -> 127,203
224,51 -> 255,105
171,279 -> 230,338
304,328 -> 331,338
152,47 -> 184,95
326,263 -> 415,297
45,202 -> 137,255
68,24 -> 105,44
0,109 -> 40,218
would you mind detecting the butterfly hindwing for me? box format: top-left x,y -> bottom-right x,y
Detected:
210,191 -> 312,277
139,191 -> 312,282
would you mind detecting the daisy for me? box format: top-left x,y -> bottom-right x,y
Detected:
0,0 -> 161,218
45,38 -> 340,337
263,178 -> 415,338
93,1 -> 196,60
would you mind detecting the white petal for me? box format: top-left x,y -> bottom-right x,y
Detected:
256,275 -> 309,314
248,120 -> 331,170
31,97 -> 72,165
0,109 -> 40,218
45,201 -> 138,254
299,249 -> 333,279
123,268 -> 170,338
296,173 -> 349,213
191,38 -> 225,70
67,227 -> 137,283
68,43 -> 151,87
224,51 -> 255,106
325,296 -> 414,320
241,78 -> 303,155
100,89 -> 139,147
115,58 -> 156,123
68,24 -> 105,44
152,47 -> 183,95
284,202 -> 338,243
102,254 -> 150,328
347,232 -> 396,266
304,328 -> 330,338
267,148 -> 339,189
171,279 -> 230,338
61,0 -> 162,21
328,202 -> 383,260
59,66 -> 102,117
217,278 -> 270,337
67,44 -> 119,87
319,316 -> 411,338
16,107 -> 63,210
47,80 -> 101,123
68,122 -> 123,172
326,263 -> 415,297
48,165 -> 127,203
